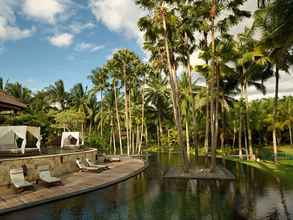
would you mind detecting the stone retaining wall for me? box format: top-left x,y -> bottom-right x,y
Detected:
0,148 -> 97,186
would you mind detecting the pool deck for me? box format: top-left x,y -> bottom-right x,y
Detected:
0,159 -> 148,215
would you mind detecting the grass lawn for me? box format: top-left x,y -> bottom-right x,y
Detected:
226,145 -> 293,181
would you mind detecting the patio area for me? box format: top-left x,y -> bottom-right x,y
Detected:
0,158 -> 148,215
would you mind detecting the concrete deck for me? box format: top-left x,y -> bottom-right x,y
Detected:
0,159 -> 148,215
164,166 -> 235,180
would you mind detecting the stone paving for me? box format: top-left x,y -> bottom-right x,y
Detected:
0,159 -> 147,215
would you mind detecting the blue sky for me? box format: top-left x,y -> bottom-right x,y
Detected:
0,0 -> 145,91
0,0 -> 292,98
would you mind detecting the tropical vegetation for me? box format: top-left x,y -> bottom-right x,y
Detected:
1,0 -> 293,173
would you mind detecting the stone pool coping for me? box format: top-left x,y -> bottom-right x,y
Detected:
0,159 -> 148,215
0,148 -> 97,162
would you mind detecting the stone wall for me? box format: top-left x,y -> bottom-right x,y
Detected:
0,148 -> 97,186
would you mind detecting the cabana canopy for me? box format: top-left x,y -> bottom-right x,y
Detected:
61,132 -> 81,148
0,126 -> 41,154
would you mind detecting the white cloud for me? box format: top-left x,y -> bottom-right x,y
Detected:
74,42 -> 105,52
90,0 -> 145,39
0,0 -> 34,41
70,22 -> 95,34
22,0 -> 65,24
248,69 -> 293,100
49,33 -> 73,47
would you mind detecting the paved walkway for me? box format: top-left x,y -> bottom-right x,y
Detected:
0,159 -> 147,215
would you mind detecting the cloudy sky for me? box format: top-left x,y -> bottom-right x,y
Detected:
0,0 -> 292,99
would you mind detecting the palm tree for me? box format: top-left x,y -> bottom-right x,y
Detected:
70,83 -> 87,111
5,82 -> 32,103
254,7 -> 293,161
110,49 -> 144,155
226,25 -> 273,161
88,67 -> 109,136
95,91 -> 116,153
145,74 -> 170,146
46,80 -> 67,110
137,0 -> 189,170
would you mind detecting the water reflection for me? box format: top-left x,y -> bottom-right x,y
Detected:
1,153 -> 293,220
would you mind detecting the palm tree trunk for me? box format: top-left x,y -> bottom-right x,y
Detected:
113,79 -> 123,155
81,123 -> 84,145
112,118 -> 117,155
232,120 -> 236,148
132,127 -> 135,155
167,129 -> 170,147
145,122 -> 148,146
185,32 -> 198,159
239,101 -> 243,160
273,67 -> 279,162
210,0 -> 217,171
123,67 -> 130,155
244,76 -> 254,160
136,124 -> 140,153
289,123 -> 293,145
204,94 -> 209,153
109,129 -> 112,154
289,98 -> 293,145
139,78 -> 145,154
161,7 -> 188,171
128,89 -> 133,154
220,99 -> 225,151
157,123 -> 160,146
186,120 -> 190,158
100,91 -> 103,136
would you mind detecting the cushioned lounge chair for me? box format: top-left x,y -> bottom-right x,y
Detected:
10,168 -> 33,190
103,154 -> 121,162
76,159 -> 103,172
37,165 -> 62,185
85,159 -> 109,170
108,156 -> 121,162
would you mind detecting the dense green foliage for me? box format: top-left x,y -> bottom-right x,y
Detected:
0,0 -> 292,165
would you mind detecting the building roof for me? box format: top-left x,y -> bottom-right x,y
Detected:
0,91 -> 26,111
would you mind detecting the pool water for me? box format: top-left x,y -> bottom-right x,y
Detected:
1,153 -> 293,220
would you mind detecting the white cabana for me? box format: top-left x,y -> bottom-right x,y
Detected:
0,126 -> 41,154
60,132 -> 81,148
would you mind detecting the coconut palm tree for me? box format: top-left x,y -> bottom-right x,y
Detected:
254,7 -> 293,161
137,0 -> 189,170
110,49 -> 144,155
5,82 -> 32,103
88,67 -> 109,136
145,74 -> 170,146
46,80 -> 68,110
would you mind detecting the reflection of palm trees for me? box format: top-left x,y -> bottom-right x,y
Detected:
277,178 -> 291,220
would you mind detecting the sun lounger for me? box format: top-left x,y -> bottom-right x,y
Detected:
103,154 -> 121,162
10,168 -> 33,190
108,156 -> 121,162
86,159 -> 109,170
76,159 -> 104,172
37,165 -> 62,185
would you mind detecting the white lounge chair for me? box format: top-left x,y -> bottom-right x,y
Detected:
76,159 -> 103,172
104,155 -> 121,162
10,168 -> 33,190
37,165 -> 62,185
86,159 -> 109,170
108,156 -> 120,162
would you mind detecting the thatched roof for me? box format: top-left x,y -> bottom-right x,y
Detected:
0,91 -> 26,111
